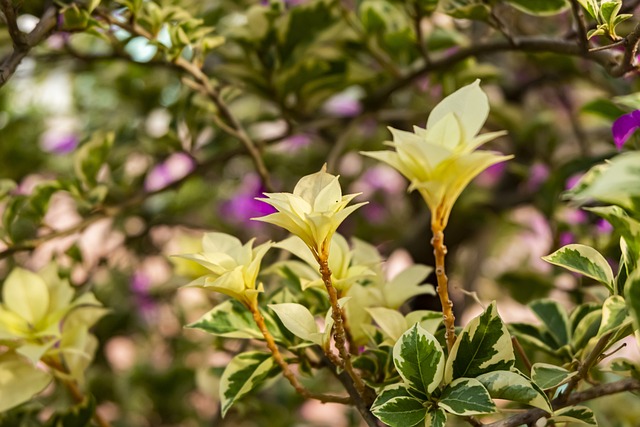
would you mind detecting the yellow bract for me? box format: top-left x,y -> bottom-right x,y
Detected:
253,165 -> 366,258
362,80 -> 512,228
178,232 -> 272,308
0,266 -> 107,411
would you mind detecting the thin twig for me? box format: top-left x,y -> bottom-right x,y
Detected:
0,6 -> 58,88
431,225 -> 456,352
250,305 -> 351,404
318,256 -> 368,397
569,0 -> 589,53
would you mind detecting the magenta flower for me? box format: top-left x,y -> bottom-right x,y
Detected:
220,173 -> 276,227
612,110 -> 640,150
41,133 -> 79,154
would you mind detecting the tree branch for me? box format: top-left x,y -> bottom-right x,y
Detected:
368,34 -> 632,107
0,5 -> 57,88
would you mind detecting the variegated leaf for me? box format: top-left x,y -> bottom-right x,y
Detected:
393,323 -> 445,395
219,352 -> 280,417
542,244 -> 614,290
587,206 -> 640,274
529,299 -> 570,347
476,370 -> 551,412
371,391 -> 427,427
570,309 -> 602,352
509,323 -> 557,354
424,408 -> 447,427
597,295 -> 629,336
551,406 -> 597,425
438,378 -> 496,416
187,299 -> 262,339
531,363 -> 577,390
445,302 -> 515,383
624,269 -> 640,349
0,351 -> 52,412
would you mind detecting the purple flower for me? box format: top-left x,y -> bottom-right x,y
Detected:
612,110 -> 640,150
40,133 -> 79,154
144,152 -> 195,192
476,162 -> 506,187
323,88 -> 363,117
559,231 -> 575,246
596,219 -> 613,234
525,163 -> 550,192
220,174 -> 276,227
565,173 -> 583,190
130,271 -> 157,320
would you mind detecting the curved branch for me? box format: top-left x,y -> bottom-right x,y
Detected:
0,5 -> 57,88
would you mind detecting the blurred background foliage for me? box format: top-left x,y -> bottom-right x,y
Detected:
1,0 -> 640,425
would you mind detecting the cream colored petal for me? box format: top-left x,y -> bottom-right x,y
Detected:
467,130 -> 508,151
0,306 -> 29,338
328,234 -> 351,279
206,267 -> 246,295
427,79 -> 489,142
3,268 -> 50,326
293,167 -> 337,204
274,236 -> 317,268
360,151 -> 408,180
313,177 -> 343,212
425,112 -> 462,151
202,232 -> 242,254
389,127 -> 424,146
253,212 -> 315,248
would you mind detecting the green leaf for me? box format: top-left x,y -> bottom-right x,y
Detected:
542,244 -> 614,289
393,324 -> 444,395
425,408 -> 447,427
624,269 -> 640,349
476,370 -> 551,412
571,309 -> 602,352
46,396 -> 96,427
438,378 -> 496,416
0,179 -> 15,200
568,152 -> 640,214
186,300 -> 262,339
531,363 -> 577,390
587,206 -> 640,276
219,352 -> 280,417
268,303 -> 322,345
415,0 -> 440,15
371,386 -> 427,427
73,132 -> 114,189
505,0 -> 569,15
445,302 -> 515,383
440,0 -> 490,20
529,299 -> 571,347
509,323 -> 558,354
598,295 -> 629,336
551,406 -> 597,425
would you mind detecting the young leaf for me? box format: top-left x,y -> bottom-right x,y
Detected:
219,352 -> 280,417
542,244 -> 614,289
186,300 -> 262,339
531,363 -> 577,390
476,370 -> 551,412
529,299 -> 571,347
268,303 -> 322,345
438,378 -> 496,416
393,323 -> 445,395
73,132 -> 114,189
597,295 -> 629,336
509,323 -> 558,355
425,408 -> 447,427
505,0 -> 569,16
551,406 -> 597,426
445,302 -> 515,383
367,307 -> 408,342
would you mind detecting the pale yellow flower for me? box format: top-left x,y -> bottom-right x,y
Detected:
362,80 -> 512,228
253,166 -> 366,258
178,232 -> 272,308
0,266 -> 107,411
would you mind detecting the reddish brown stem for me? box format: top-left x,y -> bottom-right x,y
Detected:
431,226 -> 456,352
